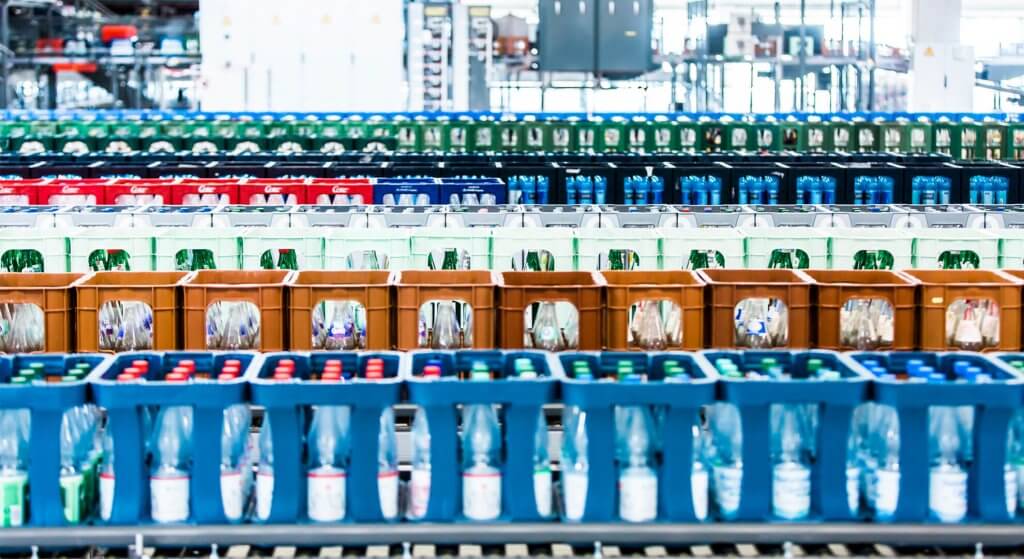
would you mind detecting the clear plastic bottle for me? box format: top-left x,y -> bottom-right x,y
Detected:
99,426 -> 115,522
533,411 -> 552,518
872,405 -> 901,520
220,404 -> 250,523
59,412 -> 84,524
617,389 -> 658,523
530,301 -> 564,351
430,301 -> 462,349
691,419 -> 709,521
306,406 -> 349,522
408,406 -> 432,520
710,404 -> 743,519
150,404 -> 192,524
562,403 -> 589,522
0,410 -> 27,527
461,366 -> 502,521
929,406 -> 967,523
772,405 -> 811,520
632,301 -> 667,350
256,416 -> 274,522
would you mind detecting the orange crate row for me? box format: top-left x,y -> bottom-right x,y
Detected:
0,269 -> 1022,353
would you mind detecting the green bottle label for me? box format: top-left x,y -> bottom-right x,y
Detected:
0,472 -> 27,527
61,472 -> 84,524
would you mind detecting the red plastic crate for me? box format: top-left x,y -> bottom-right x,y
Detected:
0,181 -> 40,205
104,180 -> 174,205
36,180 -> 109,205
305,178 -> 373,205
238,179 -> 306,205
170,180 -> 241,205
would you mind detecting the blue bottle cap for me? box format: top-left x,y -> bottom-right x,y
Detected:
928,372 -> 946,383
953,360 -> 970,376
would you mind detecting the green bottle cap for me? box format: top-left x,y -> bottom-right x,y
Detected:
18,369 -> 34,378
820,370 -> 842,380
28,363 -> 45,371
761,358 -> 778,369
807,358 -> 823,371
9,377 -> 28,385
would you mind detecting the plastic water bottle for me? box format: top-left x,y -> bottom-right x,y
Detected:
772,405 -> 811,520
710,403 -> 743,519
99,426 -> 114,522
408,363 -> 440,520
0,410 -> 27,527
692,420 -> 709,521
617,377 -> 658,523
150,402 -> 192,524
255,416 -> 273,522
562,364 -> 591,522
306,405 -> 350,522
929,406 -> 968,523
365,358 -> 399,521
872,404 -> 901,520
462,363 -> 502,521
60,412 -> 84,524
515,358 -> 552,518
220,404 -> 250,523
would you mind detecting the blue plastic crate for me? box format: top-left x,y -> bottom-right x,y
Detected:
89,351 -> 259,526
248,351 -> 403,524
702,349 -> 869,522
373,178 -> 439,205
440,178 -> 507,205
0,353 -> 110,527
406,349 -> 559,522
851,351 -> 1024,523
557,351 -> 717,523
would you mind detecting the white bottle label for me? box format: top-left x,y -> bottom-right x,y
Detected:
463,470 -> 502,521
562,470 -> 589,521
307,470 -> 347,522
1017,465 -> 1024,513
150,474 -> 190,523
378,470 -> 400,521
874,468 -> 900,519
220,469 -> 244,521
691,466 -> 709,521
1006,468 -> 1018,517
929,467 -> 968,523
408,468 -> 431,520
99,473 -> 115,521
534,468 -> 552,518
256,470 -> 274,521
772,463 -> 811,520
619,467 -> 658,523
847,466 -> 861,515
713,464 -> 742,517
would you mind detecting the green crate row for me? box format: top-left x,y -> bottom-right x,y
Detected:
2,115 -> 1024,159
0,226 -> 1020,273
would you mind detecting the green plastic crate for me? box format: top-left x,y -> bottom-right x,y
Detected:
491,228 -> 575,271
997,230 -> 1024,269
742,227 -> 829,270
660,227 -> 746,270
324,228 -> 412,270
409,228 -> 491,270
829,228 -> 914,270
152,228 -> 241,271
0,228 -> 68,272
912,228 -> 1000,269
574,228 -> 661,271
66,228 -> 155,273
240,228 -> 325,270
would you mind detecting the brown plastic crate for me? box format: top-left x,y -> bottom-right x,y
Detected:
288,270 -> 393,350
0,273 -> 85,353
602,270 -> 706,351
904,269 -> 1023,351
183,270 -> 292,352
804,269 -> 919,351
395,270 -> 497,350
76,271 -> 191,352
497,271 -> 605,350
698,268 -> 815,348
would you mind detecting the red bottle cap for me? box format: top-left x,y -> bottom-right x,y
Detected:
178,360 -> 196,372
321,370 -> 342,381
273,372 -> 292,381
117,373 -> 136,382
123,367 -> 141,377
365,366 -> 384,380
224,359 -> 241,368
131,360 -> 149,371
423,365 -> 441,377
166,372 -> 187,382
278,359 -> 295,369
274,366 -> 293,377
172,366 -> 190,376
221,365 -> 241,377
218,372 -> 237,381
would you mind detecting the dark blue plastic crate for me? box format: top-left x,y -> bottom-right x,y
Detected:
406,349 -> 559,522
89,351 -> 259,526
372,178 -> 439,205
248,351 -> 403,524
702,349 -> 869,522
852,351 -> 1024,523
440,178 -> 507,205
557,351 -> 717,523
0,353 -> 110,527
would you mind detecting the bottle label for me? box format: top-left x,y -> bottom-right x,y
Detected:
772,463 -> 811,520
713,464 -> 742,518
929,467 -> 968,523
619,467 -> 658,523
534,467 -> 553,518
60,472 -> 84,524
692,466 -> 709,521
408,468 -> 431,520
1017,465 -> 1024,513
847,466 -> 861,515
378,470 -> 400,521
1006,468 -> 1018,517
150,474 -> 190,523
562,470 -> 589,522
874,468 -> 900,519
307,470 -> 346,523
256,470 -> 274,521
220,469 -> 245,522
99,472 -> 115,521
0,472 -> 27,527
463,470 -> 502,521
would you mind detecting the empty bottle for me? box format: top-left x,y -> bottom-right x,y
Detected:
930,406 -> 967,523
462,364 -> 502,521
530,301 -> 565,351
772,405 -> 811,520
617,382 -> 658,523
150,403 -> 192,524
306,405 -> 350,522
430,301 -> 462,349
632,300 -> 667,351
408,364 -> 439,520
256,416 -> 274,522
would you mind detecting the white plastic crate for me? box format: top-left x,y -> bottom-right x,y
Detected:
491,227 -> 575,271
997,230 -> 1024,269
240,227 -> 325,270
912,228 -> 1000,269
829,228 -> 914,270
575,227 -> 662,271
409,228 -> 492,270
741,226 -> 829,270
152,228 -> 241,271
66,228 -> 155,272
659,227 -> 747,270
324,228 -> 412,270
0,227 -> 68,272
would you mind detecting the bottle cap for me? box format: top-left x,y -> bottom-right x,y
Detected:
218,372 -> 237,381
274,366 -> 293,377
28,362 -> 45,371
221,365 -> 240,377
166,372 -> 188,382
224,359 -> 241,367
177,359 -> 196,372
124,367 -> 141,378
273,372 -> 292,381
806,358 -> 823,371
322,370 -> 342,381
132,359 -> 150,371
117,373 -> 136,382
18,368 -> 35,378
9,377 -> 27,385
364,367 -> 383,380
279,359 -> 295,369
172,366 -> 190,376
422,365 -> 442,378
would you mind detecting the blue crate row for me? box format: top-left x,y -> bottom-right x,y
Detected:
4,350 -> 1024,529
